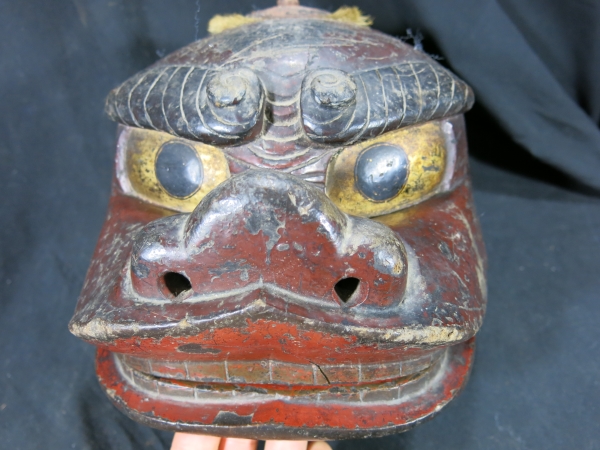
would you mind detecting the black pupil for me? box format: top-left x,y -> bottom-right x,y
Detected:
355,144 -> 409,201
155,142 -> 203,198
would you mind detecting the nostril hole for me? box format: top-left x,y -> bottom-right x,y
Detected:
334,277 -> 360,303
163,272 -> 192,297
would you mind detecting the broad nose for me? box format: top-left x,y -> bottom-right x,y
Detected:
130,170 -> 407,308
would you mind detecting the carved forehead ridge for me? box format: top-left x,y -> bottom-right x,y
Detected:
105,18 -> 473,144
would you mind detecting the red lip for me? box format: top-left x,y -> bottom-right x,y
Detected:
69,7 -> 487,438
70,169 -> 485,439
96,338 -> 475,439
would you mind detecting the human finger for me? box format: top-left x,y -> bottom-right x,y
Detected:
264,440 -> 308,450
219,437 -> 258,450
307,442 -> 332,450
171,432 -> 221,450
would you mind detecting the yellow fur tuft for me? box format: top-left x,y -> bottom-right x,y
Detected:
207,6 -> 372,34
328,6 -> 373,27
207,14 -> 258,34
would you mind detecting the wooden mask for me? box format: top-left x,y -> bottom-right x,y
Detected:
70,3 -> 486,440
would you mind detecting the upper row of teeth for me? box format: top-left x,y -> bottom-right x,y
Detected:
117,351 -> 442,386
114,351 -> 448,404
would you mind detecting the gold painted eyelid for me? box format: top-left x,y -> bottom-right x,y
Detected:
325,121 -> 448,217
119,127 -> 231,213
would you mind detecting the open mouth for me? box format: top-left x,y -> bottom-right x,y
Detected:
115,349 -> 444,401
96,339 -> 475,439
71,150 -> 485,439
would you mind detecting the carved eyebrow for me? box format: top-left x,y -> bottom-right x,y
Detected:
301,61 -> 474,144
105,66 -> 265,145
106,59 -> 473,148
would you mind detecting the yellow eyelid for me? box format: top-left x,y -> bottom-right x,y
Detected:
118,127 -> 230,212
325,121 -> 447,217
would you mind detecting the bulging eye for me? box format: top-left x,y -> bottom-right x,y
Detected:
118,127 -> 230,212
325,121 -> 448,217
155,142 -> 203,198
355,144 -> 409,201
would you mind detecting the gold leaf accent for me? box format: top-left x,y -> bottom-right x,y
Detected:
325,122 -> 447,218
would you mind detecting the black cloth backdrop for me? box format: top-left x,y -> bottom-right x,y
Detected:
1,0 -> 599,448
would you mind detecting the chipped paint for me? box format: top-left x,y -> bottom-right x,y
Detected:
71,5 -> 485,439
